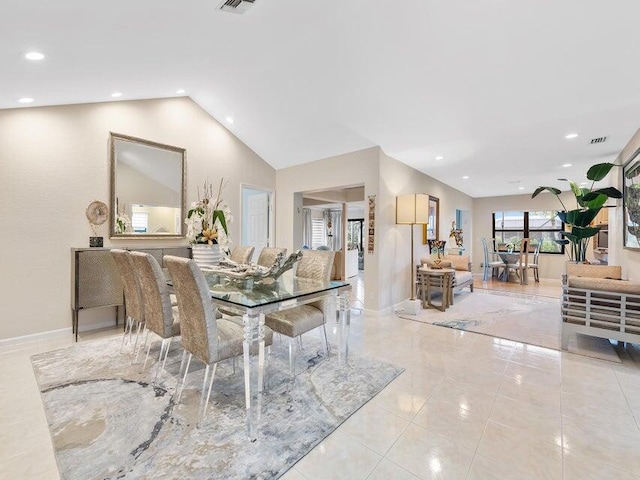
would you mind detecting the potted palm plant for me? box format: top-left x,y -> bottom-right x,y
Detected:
532,162 -> 622,262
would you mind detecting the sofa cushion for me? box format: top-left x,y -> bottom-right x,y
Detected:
455,271 -> 473,287
420,258 -> 453,269
568,276 -> 640,295
565,264 -> 622,280
443,255 -> 470,271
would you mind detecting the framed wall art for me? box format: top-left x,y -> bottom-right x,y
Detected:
623,147 -> 640,250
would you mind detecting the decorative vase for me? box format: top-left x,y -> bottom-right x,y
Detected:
191,243 -> 221,267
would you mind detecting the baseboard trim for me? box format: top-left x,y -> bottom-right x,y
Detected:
0,327 -> 72,346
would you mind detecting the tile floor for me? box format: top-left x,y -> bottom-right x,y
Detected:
2,310 -> 640,480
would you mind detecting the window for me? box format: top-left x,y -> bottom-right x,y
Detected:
311,218 -> 326,249
493,211 -> 564,254
131,212 -> 149,233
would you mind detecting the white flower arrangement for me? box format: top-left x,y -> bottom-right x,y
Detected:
185,179 -> 233,247
115,212 -> 132,234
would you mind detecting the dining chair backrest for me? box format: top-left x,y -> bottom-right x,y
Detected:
230,246 -> 255,264
256,247 -> 287,268
517,238 -> 530,267
480,238 -> 490,265
296,249 -> 335,282
130,251 -> 174,339
110,249 -> 144,322
165,256 -> 218,365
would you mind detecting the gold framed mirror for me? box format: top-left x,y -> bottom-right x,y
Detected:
109,132 -> 186,239
422,195 -> 439,243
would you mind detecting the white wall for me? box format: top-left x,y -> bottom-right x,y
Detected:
609,128 -> 640,280
472,191 -> 577,280
0,97 -> 275,340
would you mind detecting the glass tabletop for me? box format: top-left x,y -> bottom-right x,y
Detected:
198,269 -> 350,308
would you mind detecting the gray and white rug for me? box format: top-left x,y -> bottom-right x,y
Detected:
400,290 -> 621,363
31,334 -> 403,480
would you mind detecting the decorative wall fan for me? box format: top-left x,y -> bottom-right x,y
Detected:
86,200 -> 109,247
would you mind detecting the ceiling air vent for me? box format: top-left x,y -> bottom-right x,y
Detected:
217,0 -> 256,14
590,136 -> 607,144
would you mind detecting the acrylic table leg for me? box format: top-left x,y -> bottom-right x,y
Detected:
337,292 -> 351,364
242,311 -> 266,442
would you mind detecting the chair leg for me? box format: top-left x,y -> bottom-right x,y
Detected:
178,349 -> 187,378
142,335 -> 154,373
154,337 -> 172,383
198,363 -> 217,426
289,338 -> 296,376
120,316 -> 132,352
135,326 -> 149,365
297,335 -> 303,351
176,352 -> 192,404
321,324 -> 330,358
133,321 -> 144,356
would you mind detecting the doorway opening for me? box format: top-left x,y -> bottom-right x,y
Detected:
240,184 -> 273,263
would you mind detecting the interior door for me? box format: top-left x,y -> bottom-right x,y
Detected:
246,191 -> 269,258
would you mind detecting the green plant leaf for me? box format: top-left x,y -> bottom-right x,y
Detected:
586,163 -> 616,181
570,225 -> 601,240
569,181 -> 583,200
554,239 -> 570,245
583,194 -> 607,210
557,208 -> 599,227
212,210 -> 228,234
559,231 -> 577,243
531,186 -> 561,198
582,187 -> 623,201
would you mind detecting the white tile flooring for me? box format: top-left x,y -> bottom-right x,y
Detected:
2,312 -> 640,479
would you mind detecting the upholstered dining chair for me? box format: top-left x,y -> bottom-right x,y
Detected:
527,241 -> 541,283
165,255 -> 274,423
480,238 -> 506,281
229,246 -> 255,264
505,238 -> 530,285
265,249 -> 335,375
130,251 -> 181,382
110,249 -> 145,353
256,247 -> 287,268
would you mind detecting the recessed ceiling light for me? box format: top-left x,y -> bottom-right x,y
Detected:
518,187 -> 525,190
565,133 -> 579,139
462,175 -> 469,179
176,89 -> 185,95
24,51 -> 45,61
562,163 -> 572,167
18,97 -> 34,104
111,92 -> 122,98
435,155 -> 444,160
225,117 -> 234,124
580,182 -> 588,186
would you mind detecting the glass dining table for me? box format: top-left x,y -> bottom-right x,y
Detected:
195,268 -> 352,441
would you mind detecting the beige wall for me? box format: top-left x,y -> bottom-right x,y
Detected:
0,97 -> 275,340
275,147 -> 473,311
275,147 -> 381,310
472,191 -> 578,280
609,128 -> 640,280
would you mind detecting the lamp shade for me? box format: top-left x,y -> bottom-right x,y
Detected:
396,193 -> 429,225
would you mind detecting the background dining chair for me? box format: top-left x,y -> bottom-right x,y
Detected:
505,238 -> 530,284
265,250 -> 335,375
480,238 -> 506,281
165,256 -> 273,423
130,251 -> 181,382
527,241 -> 541,282
229,246 -> 255,264
256,247 -> 287,268
110,249 -> 145,353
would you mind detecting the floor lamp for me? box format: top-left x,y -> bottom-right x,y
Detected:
396,194 -> 429,313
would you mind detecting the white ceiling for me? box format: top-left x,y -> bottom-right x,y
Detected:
3,0 -> 640,197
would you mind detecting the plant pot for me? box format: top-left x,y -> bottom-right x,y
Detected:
192,243 -> 221,267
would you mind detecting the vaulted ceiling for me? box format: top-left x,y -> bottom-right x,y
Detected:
3,0 -> 640,197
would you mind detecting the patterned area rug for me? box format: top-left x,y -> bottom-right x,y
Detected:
31,335 -> 402,479
400,290 -> 621,363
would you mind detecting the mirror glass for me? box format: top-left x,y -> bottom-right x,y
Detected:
110,133 -> 186,238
